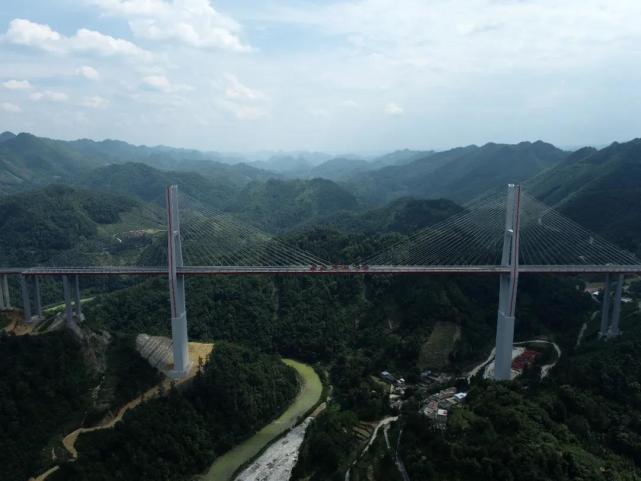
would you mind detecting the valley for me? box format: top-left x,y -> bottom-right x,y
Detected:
1,131 -> 641,481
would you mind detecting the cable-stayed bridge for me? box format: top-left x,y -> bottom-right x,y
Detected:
0,184 -> 638,380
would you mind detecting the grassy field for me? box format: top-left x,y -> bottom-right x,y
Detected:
418,321 -> 460,370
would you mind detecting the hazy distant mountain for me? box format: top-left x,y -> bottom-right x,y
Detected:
63,137 -> 243,167
0,133 -> 108,194
368,149 -> 435,170
248,152 -> 334,174
77,162 -> 240,210
0,131 -> 16,142
302,157 -> 370,180
347,141 -> 567,205
249,150 -> 434,182
527,138 -> 641,253
0,132 -> 272,195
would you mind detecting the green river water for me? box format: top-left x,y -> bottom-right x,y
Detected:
201,359 -> 322,481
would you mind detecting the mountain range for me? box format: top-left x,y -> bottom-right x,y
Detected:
2,130 -> 641,253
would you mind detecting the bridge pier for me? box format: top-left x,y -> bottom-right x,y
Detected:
599,273 -> 612,337
20,275 -> 32,323
0,276 -> 5,310
74,275 -> 83,321
494,184 -> 521,381
0,275 -> 10,310
62,275 -> 73,325
608,274 -> 624,337
34,276 -> 43,319
166,185 -> 191,378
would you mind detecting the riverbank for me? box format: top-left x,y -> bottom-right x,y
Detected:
202,359 -> 323,481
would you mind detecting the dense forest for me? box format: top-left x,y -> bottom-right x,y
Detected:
0,185 -> 144,266
0,331 -> 93,481
395,311 -> 641,481
290,273 -> 600,481
51,342 -> 299,481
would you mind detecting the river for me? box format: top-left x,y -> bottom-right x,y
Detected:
202,359 -> 323,481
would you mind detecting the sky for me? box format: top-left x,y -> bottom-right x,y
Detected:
0,0 -> 640,153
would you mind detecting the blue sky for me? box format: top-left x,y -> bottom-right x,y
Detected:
1,0 -> 640,152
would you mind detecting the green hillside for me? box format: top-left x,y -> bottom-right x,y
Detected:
0,331 -> 93,481
349,141 -> 567,204
0,132 -> 271,196
52,343 -> 299,481
527,139 -> 641,254
310,197 -> 463,234
227,177 -> 361,231
0,133 -> 106,194
0,185 -> 157,266
77,162 -> 239,209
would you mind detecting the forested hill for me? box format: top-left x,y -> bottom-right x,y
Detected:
0,131 -> 16,142
266,150 -> 435,180
346,141 -> 567,205
307,197 -> 463,234
0,133 -> 105,194
51,342 -> 299,481
0,331 -> 93,481
77,163 -> 364,231
228,177 -> 360,231
527,138 -> 641,254
396,308 -> 641,481
77,162 -> 240,209
0,185 -> 141,266
0,132 -> 271,195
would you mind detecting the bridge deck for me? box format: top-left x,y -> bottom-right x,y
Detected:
1,265 -> 640,276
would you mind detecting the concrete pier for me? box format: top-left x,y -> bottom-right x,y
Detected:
62,275 -> 73,324
599,274 -> 612,337
0,276 -> 5,310
34,276 -> 43,319
494,184 -> 521,381
608,274 -> 624,337
1,275 -> 10,309
74,275 -> 83,321
166,185 -> 191,378
20,275 -> 31,323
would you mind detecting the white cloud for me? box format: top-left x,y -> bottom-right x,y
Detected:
2,79 -> 33,90
5,19 -> 61,51
341,99 -> 358,108
224,74 -> 267,101
82,96 -> 110,109
71,28 -> 151,60
4,19 -> 152,61
0,102 -> 22,113
384,102 -> 404,115
141,75 -> 193,94
30,90 -> 69,102
91,0 -> 250,52
76,66 -> 101,80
